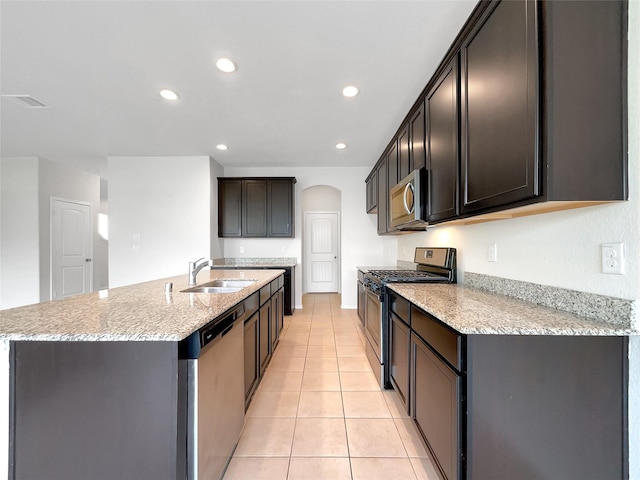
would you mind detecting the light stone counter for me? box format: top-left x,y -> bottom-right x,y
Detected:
213,257 -> 297,268
387,282 -> 637,336
0,269 -> 283,341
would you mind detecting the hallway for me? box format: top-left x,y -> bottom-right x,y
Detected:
223,293 -> 441,480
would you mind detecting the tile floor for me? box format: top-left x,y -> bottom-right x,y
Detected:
222,293 -> 442,480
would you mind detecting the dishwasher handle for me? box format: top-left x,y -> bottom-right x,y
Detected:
201,304 -> 245,348
180,304 -> 245,359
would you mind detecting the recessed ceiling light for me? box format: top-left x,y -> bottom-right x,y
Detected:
216,144 -> 229,151
336,142 -> 347,150
160,89 -> 179,101
342,85 -> 359,97
216,58 -> 237,73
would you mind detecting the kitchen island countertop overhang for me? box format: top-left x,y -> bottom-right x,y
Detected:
0,269 -> 284,341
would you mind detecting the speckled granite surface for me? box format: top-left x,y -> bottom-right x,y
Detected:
464,272 -> 637,329
0,269 -> 283,341
387,282 -> 637,336
213,257 -> 297,267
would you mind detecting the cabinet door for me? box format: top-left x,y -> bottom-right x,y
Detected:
244,314 -> 259,405
412,332 -> 460,480
427,57 -> 459,223
376,159 -> 388,235
460,0 -> 539,214
366,172 -> 378,213
268,179 -> 294,237
270,290 -> 283,349
386,143 -> 398,233
243,180 -> 268,237
218,179 -> 242,237
389,313 -> 410,414
398,123 -> 410,180
387,141 -> 399,190
409,102 -> 426,171
258,302 -> 271,375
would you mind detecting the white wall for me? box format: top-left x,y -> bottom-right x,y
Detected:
108,156 -> 216,287
0,157 -> 40,309
223,166 -> 389,309
38,158 -> 102,302
210,159 -> 224,261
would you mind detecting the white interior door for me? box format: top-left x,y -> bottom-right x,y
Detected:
52,198 -> 92,300
305,212 -> 339,293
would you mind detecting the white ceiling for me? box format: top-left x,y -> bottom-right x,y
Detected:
0,0 -> 477,178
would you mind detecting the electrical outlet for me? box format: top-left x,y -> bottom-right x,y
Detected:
239,246 -> 245,254
132,244 -> 140,253
602,243 -> 624,274
487,243 -> 497,262
132,233 -> 141,242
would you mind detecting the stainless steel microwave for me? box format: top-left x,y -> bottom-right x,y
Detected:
389,168 -> 429,230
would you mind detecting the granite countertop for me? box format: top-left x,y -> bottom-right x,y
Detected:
0,269 -> 283,342
213,257 -> 297,268
387,283 -> 637,336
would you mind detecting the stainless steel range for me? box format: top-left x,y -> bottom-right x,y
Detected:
361,247 -> 456,387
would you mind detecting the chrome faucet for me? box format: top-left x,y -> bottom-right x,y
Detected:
188,257 -> 213,286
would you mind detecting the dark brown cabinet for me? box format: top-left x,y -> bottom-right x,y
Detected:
365,0 -> 626,231
427,57 -> 459,223
259,299 -> 271,375
243,180 -> 268,237
376,159 -> 388,235
268,179 -> 294,237
460,0 -> 538,214
218,177 -> 296,238
365,170 -> 377,213
219,179 -> 243,237
387,290 -> 627,480
244,311 -> 259,405
412,332 -> 461,480
389,312 -> 410,413
398,123 -> 410,180
409,103 -> 426,171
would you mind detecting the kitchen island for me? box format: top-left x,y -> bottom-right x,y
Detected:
0,269 -> 283,480
385,278 -> 635,480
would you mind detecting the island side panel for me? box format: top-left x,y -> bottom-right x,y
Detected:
466,335 -> 627,480
11,341 -> 179,480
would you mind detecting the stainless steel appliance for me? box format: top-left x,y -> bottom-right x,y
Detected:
179,303 -> 246,480
362,247 -> 456,387
390,168 -> 428,230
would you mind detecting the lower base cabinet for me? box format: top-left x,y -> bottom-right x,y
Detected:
388,291 -> 628,480
389,312 -> 410,413
411,332 -> 460,480
245,275 -> 285,409
243,313 -> 259,406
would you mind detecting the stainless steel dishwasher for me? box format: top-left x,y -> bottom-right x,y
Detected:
179,302 -> 245,480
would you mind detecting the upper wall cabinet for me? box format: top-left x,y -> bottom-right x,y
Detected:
460,0 -> 538,214
365,169 -> 378,213
366,0 -> 627,232
218,177 -> 296,238
409,103 -> 426,172
427,56 -> 459,223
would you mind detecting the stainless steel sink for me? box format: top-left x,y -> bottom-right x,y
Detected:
181,279 -> 255,294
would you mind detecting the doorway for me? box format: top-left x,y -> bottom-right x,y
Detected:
51,198 -> 93,300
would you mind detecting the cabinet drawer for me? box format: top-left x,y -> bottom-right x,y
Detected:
389,291 -> 410,325
259,284 -> 271,306
411,305 -> 462,371
244,291 -> 259,318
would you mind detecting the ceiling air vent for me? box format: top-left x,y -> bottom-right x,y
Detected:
2,95 -> 48,108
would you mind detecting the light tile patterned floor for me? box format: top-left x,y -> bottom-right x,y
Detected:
223,293 -> 442,480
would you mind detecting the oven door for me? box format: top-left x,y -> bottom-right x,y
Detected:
364,286 -> 385,387
365,288 -> 381,358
